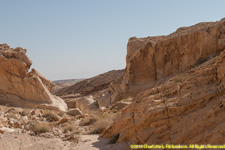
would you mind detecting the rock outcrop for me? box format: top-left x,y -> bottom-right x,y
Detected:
105,18 -> 225,104
102,48 -> 225,145
0,44 -> 67,111
102,18 -> 225,144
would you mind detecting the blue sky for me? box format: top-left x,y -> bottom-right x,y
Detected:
1,0 -> 225,80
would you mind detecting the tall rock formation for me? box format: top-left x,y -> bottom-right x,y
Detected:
0,44 -> 68,111
105,18 -> 225,105
102,18 -> 225,144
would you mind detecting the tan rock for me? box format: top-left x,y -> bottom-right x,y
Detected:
20,116 -> 29,125
58,117 -> 68,124
12,121 -> 21,128
0,127 -> 15,134
109,101 -> 131,111
75,96 -> 98,114
105,18 -> 225,104
65,99 -> 77,108
0,117 -> 8,127
0,44 -> 68,111
103,50 -> 225,144
102,18 -> 225,145
67,108 -> 82,116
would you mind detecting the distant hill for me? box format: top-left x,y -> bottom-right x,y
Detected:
52,79 -> 85,93
55,69 -> 124,96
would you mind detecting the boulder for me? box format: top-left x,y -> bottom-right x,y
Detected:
58,117 -> 68,124
0,127 -> 15,134
75,96 -> 98,114
66,108 -> 82,116
12,121 -> 21,128
65,100 -> 77,109
19,116 -> 29,125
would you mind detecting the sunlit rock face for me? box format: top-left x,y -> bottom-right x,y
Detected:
107,18 -> 225,104
102,18 -> 225,144
0,44 -> 68,111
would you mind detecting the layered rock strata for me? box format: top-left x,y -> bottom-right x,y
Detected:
106,18 -> 225,104
102,49 -> 225,144
102,18 -> 225,144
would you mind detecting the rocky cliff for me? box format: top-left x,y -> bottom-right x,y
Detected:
102,18 -> 225,144
105,18 -> 225,105
0,44 -> 67,111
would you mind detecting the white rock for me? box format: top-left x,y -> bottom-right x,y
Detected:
66,108 -> 82,116
0,127 -> 15,134
19,116 -> 29,125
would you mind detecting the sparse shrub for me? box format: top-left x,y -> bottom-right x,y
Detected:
21,109 -> 30,116
30,122 -> 51,133
61,123 -> 78,133
89,113 -> 119,134
108,133 -> 120,144
89,119 -> 111,134
43,111 -> 60,122
79,115 -> 98,126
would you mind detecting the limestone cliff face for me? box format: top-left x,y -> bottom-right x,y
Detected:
0,44 -> 67,111
107,18 -> 225,104
102,48 -> 225,145
102,18 -> 225,144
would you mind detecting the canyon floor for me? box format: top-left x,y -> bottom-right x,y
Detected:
0,104 -> 128,150
0,132 -> 127,150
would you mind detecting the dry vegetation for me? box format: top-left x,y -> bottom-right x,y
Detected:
42,111 -> 60,122
60,122 -> 78,133
78,113 -> 120,134
30,122 -> 51,134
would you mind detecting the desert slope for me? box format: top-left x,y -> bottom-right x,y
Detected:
52,79 -> 85,93
55,69 -> 124,96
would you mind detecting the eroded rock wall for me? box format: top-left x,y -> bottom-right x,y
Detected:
107,18 -> 225,104
102,48 -> 225,144
0,44 -> 67,111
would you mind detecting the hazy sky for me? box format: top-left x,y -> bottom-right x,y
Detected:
1,0 -> 225,80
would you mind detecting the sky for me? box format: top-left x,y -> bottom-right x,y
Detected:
1,0 -> 225,81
